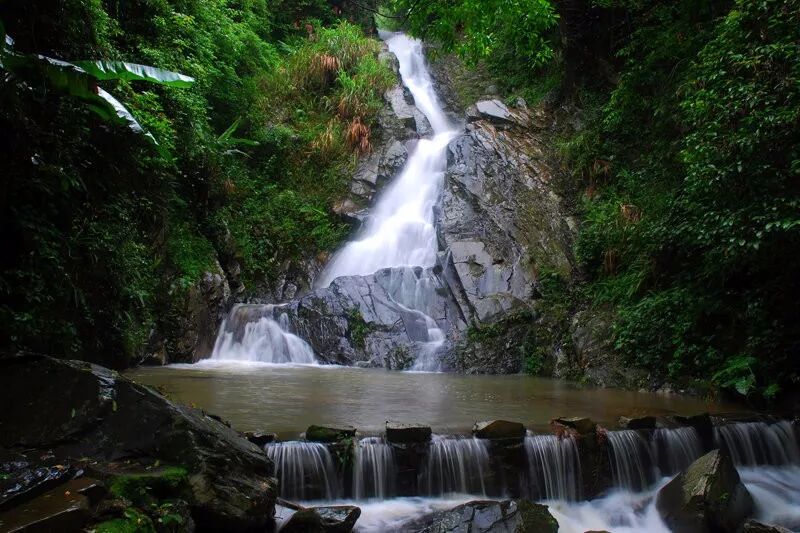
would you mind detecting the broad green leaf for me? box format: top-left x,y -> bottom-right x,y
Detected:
73,60 -> 194,88
95,87 -> 169,159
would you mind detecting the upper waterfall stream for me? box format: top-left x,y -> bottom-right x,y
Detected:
208,31 -> 457,370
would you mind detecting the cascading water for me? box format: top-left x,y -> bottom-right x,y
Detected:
210,304 -> 316,363
420,436 -> 491,496
353,437 -> 397,499
316,32 -> 459,371
265,441 -> 338,500
651,427 -> 703,475
714,420 -> 800,466
523,433 -> 582,501
607,430 -> 657,491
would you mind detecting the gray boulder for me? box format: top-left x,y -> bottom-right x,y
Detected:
402,499 -> 558,533
281,505 -> 361,533
656,450 -> 753,533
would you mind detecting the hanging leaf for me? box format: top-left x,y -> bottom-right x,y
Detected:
73,60 -> 195,88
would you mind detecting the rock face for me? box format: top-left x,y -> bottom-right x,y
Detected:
656,450 -> 753,533
286,266 -> 467,367
0,356 -> 277,531
437,101 -> 574,325
145,259 -> 232,366
403,499 -> 558,533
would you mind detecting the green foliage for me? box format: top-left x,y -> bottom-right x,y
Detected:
96,508 -> 156,533
1,2 -> 387,365
564,0 -> 800,399
390,0 -> 557,71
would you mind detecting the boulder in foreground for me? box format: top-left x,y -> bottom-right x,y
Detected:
281,504 -> 361,533
656,449 -> 753,533
0,355 -> 277,532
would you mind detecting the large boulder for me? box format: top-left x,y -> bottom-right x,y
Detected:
0,356 -> 277,532
281,505 -> 361,533
656,450 -> 753,533
403,499 -> 558,533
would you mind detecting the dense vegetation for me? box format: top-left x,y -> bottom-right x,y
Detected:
398,0 -> 800,400
0,0 -> 388,366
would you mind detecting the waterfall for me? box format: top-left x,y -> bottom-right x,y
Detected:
265,441 -> 338,500
209,304 -> 316,364
607,430 -> 657,491
523,433 -> 582,501
315,32 -> 459,371
353,437 -> 397,500
651,427 -> 704,475
715,421 -> 800,466
420,436 -> 491,496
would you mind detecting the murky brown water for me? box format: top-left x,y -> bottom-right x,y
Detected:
126,362 -> 744,438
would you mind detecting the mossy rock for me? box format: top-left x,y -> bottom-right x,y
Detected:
306,425 -> 356,443
515,500 -> 559,533
109,467 -> 190,507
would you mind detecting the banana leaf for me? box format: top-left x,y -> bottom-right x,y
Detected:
72,60 -> 194,88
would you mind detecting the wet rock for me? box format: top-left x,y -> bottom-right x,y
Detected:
0,356 -> 277,532
656,450 -> 753,533
244,431 -> 277,447
281,504 -> 361,533
386,422 -> 432,444
0,481 -> 91,533
618,416 -> 656,430
385,85 -> 417,130
306,425 -> 356,443
378,140 -> 409,183
473,420 -> 526,440
404,499 -> 558,533
467,100 -> 515,125
742,519 -> 793,533
0,458 -> 80,512
552,417 -> 596,435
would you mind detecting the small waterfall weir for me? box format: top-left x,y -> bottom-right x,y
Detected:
524,433 -> 582,501
353,437 -> 397,499
420,436 -> 491,496
265,441 -> 339,500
